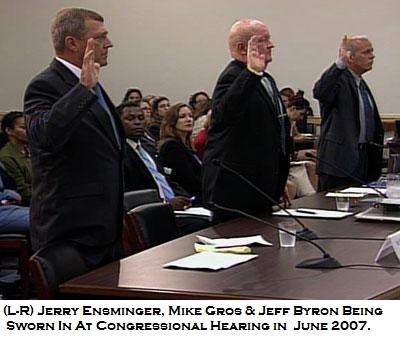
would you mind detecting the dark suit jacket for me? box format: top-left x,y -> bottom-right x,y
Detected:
123,140 -> 189,197
202,60 -> 290,214
158,138 -> 202,199
313,63 -> 383,179
24,59 -> 125,251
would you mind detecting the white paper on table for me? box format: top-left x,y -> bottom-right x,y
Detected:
325,192 -> 366,198
163,251 -> 258,270
273,208 -> 353,219
340,187 -> 386,195
196,234 -> 272,247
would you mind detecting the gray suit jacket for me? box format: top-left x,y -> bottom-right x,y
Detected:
313,63 -> 383,179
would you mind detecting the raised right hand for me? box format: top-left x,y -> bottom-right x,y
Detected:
338,35 -> 350,65
247,35 -> 266,73
80,38 -> 100,89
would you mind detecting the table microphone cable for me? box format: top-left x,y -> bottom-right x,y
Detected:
212,203 -> 400,271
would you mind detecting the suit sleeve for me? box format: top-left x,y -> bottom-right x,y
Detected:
24,78 -> 97,151
213,67 -> 262,126
159,140 -> 202,196
313,63 -> 346,108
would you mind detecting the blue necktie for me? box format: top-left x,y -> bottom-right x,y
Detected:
263,73 -> 286,155
94,84 -> 121,148
136,145 -> 175,201
359,80 -> 375,142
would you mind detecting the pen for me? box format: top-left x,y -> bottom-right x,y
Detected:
295,209 -> 317,215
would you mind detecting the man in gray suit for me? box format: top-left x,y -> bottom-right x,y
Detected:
24,8 -> 125,267
313,35 -> 383,191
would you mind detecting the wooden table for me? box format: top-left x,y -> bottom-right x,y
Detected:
60,194 -> 400,299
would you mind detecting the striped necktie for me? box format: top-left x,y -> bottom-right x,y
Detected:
262,73 -> 286,155
136,145 -> 175,200
359,80 -> 375,142
94,84 -> 121,148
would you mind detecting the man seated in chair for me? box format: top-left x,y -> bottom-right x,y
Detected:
118,102 -> 209,234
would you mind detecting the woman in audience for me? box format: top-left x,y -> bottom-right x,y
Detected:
147,96 -> 170,141
140,98 -> 153,125
286,96 -> 318,194
191,100 -> 212,140
159,103 -> 202,201
188,91 -> 210,110
122,88 -> 143,104
193,109 -> 212,159
0,111 -> 32,205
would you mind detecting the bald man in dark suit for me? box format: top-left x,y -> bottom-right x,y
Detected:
203,19 -> 290,218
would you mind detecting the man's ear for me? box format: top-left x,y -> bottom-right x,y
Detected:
237,42 -> 247,55
64,36 -> 81,52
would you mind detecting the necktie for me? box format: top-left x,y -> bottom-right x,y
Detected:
262,73 -> 286,155
136,145 -> 175,200
359,80 -> 375,142
94,84 -> 121,148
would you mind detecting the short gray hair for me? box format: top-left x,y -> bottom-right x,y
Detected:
51,8 -> 103,53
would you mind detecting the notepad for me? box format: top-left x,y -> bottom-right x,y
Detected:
163,251 -> 258,270
174,207 -> 213,221
273,208 -> 353,219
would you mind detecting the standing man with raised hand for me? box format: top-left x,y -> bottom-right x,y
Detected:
202,19 -> 290,218
313,35 -> 383,191
24,8 -> 125,267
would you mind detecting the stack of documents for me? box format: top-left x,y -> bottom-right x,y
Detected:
174,207 -> 213,221
163,235 -> 271,270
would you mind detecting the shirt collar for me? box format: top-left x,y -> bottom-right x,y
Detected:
55,57 -> 81,79
126,138 -> 140,150
348,68 -> 362,87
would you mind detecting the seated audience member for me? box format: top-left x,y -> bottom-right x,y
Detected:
280,88 -> 313,134
147,96 -> 170,141
0,162 -> 29,234
159,103 -> 202,202
193,110 -> 212,159
192,100 -> 212,140
0,112 -> 32,205
188,91 -> 210,110
139,99 -> 158,158
286,96 -> 318,195
118,102 -> 208,234
122,88 -> 143,104
279,87 -> 295,108
140,98 -> 153,125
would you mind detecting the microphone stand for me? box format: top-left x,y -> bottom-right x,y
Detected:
212,203 -> 341,269
213,159 -> 318,240
305,152 -> 386,199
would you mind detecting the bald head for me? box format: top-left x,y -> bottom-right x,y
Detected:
343,35 -> 374,75
228,19 -> 273,65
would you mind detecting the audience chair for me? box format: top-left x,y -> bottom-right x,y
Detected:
0,234 -> 30,298
29,241 -> 90,299
123,189 -> 161,211
122,202 -> 179,256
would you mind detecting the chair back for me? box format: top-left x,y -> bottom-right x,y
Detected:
122,202 -> 178,256
29,241 -> 89,299
123,189 -> 161,211
0,234 -> 30,298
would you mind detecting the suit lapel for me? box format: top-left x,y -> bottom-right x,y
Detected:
51,59 -> 123,151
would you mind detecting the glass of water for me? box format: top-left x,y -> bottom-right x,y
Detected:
278,221 -> 296,247
386,174 -> 400,199
335,195 -> 350,211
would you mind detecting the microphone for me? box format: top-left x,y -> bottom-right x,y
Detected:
212,159 -> 318,240
304,152 -> 386,198
211,202 -> 341,269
